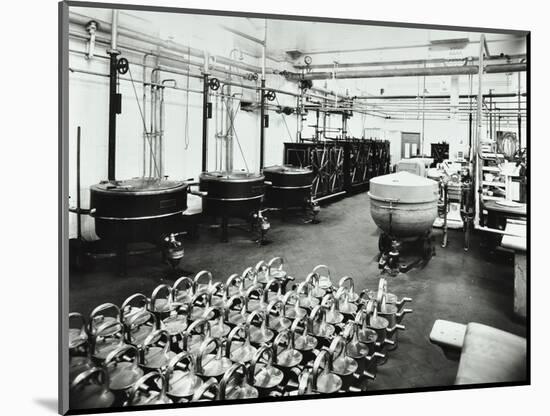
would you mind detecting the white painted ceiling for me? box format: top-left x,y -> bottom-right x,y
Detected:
72,6 -> 527,98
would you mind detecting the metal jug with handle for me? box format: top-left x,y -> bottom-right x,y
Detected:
69,367 -> 115,410
165,351 -> 203,402
218,363 -> 259,400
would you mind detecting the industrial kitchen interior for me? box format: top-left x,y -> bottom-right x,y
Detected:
64,4 -> 528,410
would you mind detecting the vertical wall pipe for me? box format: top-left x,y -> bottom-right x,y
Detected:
517,71 -> 522,149
202,51 -> 210,172
259,20 -> 267,170
107,9 -> 120,181
76,126 -> 82,240
474,34 -> 485,228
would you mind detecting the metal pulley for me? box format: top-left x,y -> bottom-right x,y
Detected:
70,367 -> 115,410
125,371 -> 173,406
165,351 -> 203,401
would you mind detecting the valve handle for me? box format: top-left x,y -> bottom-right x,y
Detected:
116,57 -> 129,74
209,77 -> 220,91
265,90 -> 276,101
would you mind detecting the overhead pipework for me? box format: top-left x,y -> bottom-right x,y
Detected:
281,62 -> 527,81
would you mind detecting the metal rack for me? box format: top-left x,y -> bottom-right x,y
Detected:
284,139 -> 390,200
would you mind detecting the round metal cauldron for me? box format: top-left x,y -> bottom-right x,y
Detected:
90,178 -> 188,242
368,171 -> 438,239
199,171 -> 265,218
263,165 -> 314,209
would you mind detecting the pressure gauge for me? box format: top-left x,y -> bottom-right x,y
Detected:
304,55 -> 312,65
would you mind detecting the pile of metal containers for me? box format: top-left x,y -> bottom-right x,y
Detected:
68,258 -> 413,409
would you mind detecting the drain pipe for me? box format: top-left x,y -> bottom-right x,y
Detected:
107,9 -> 120,181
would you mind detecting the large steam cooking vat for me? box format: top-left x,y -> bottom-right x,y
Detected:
263,165 -> 314,209
197,171 -> 269,243
90,178 -> 188,242
199,171 -> 265,217
368,171 -> 438,239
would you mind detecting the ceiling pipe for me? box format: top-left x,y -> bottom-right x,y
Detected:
69,11 -> 274,75
294,54 -> 526,70
283,62 -> 526,81
69,29 -> 255,81
354,92 -> 527,100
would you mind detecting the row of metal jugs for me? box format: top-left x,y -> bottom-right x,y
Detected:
68,258 -> 413,409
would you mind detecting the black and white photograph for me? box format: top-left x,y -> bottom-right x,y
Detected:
58,1 -> 530,414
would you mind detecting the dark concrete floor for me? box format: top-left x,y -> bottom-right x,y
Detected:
69,192 -> 527,391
